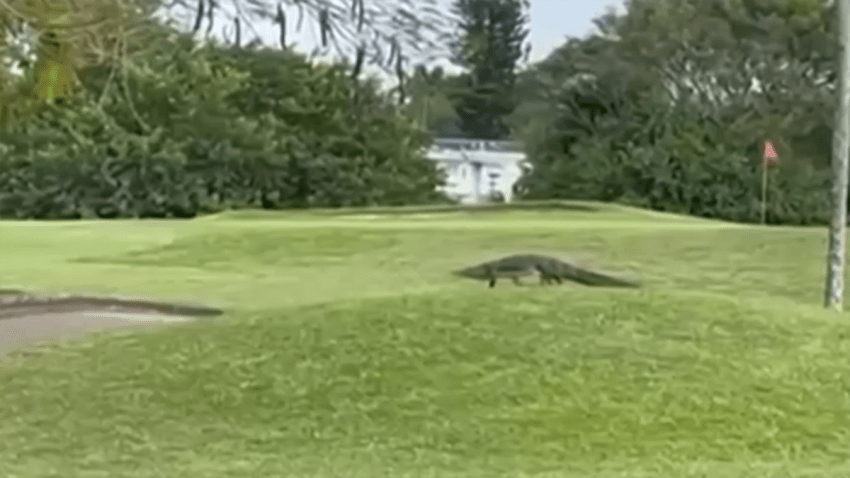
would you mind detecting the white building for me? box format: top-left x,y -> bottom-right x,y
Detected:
425,138 -> 528,204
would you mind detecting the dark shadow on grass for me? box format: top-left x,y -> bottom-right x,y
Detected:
0,290 -> 224,320
202,200 -> 605,220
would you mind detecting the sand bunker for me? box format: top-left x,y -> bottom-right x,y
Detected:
0,289 -> 223,352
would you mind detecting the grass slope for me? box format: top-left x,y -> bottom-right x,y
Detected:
0,206 -> 848,478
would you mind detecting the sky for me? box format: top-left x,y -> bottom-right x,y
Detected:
271,0 -> 626,62
172,0 -> 627,85
519,0 -> 625,63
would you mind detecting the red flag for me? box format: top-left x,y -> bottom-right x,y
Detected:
762,140 -> 779,166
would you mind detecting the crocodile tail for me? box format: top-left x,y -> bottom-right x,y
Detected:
555,260 -> 641,288
572,268 -> 641,287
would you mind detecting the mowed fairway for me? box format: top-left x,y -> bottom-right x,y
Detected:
0,205 -> 847,478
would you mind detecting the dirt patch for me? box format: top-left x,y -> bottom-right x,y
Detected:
0,289 -> 223,352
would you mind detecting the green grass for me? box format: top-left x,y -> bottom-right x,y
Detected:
0,203 -> 848,477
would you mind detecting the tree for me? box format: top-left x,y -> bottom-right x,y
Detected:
0,0 -> 151,126
405,64 -> 448,128
0,23 -> 448,218
403,65 -> 481,137
156,0 -> 452,104
514,0 -> 835,225
613,0 -> 837,168
526,0 -> 837,175
0,0 -> 451,130
448,0 -> 530,139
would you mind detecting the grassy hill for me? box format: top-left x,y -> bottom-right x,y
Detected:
0,203 -> 847,477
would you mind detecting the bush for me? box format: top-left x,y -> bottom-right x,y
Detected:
0,27 -> 447,219
517,93 -> 830,225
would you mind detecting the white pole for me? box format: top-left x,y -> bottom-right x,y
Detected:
824,0 -> 850,309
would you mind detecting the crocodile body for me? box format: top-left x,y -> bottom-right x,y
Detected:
452,254 -> 640,288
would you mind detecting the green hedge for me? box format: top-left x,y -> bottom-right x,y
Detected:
519,137 -> 831,226
0,136 -> 448,219
517,96 -> 832,226
0,29 -> 448,219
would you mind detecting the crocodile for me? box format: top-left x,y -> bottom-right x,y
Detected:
452,253 -> 641,288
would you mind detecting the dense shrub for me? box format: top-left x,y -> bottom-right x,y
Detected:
517,92 -> 831,225
0,27 -> 447,219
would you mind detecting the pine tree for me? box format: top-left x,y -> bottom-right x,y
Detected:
449,0 -> 530,139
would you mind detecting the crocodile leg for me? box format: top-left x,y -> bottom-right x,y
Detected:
485,265 -> 497,288
535,265 -> 554,286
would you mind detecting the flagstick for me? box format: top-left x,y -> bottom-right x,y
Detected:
761,160 -> 768,225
